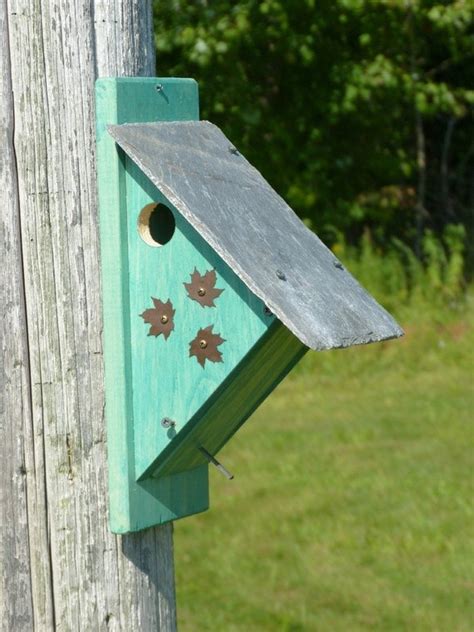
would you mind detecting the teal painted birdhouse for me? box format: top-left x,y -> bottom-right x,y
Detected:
96,78 -> 403,534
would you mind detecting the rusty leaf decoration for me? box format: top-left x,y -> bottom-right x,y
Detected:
184,268 -> 224,308
140,298 -> 175,340
189,325 -> 225,368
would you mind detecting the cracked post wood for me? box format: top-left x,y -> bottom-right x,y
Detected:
1,2 -> 177,630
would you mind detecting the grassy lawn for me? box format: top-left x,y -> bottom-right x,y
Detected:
174,296 -> 473,631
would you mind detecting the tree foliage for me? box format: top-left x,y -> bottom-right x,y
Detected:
154,0 -> 473,252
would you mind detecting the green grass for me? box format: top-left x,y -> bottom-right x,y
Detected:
174,295 -> 474,631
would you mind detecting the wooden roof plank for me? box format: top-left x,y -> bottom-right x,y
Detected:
108,120 -> 403,350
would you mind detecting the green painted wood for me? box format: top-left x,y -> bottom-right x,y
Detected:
124,158 -> 275,481
96,77 -> 209,533
97,76 -> 310,533
150,320 -> 308,479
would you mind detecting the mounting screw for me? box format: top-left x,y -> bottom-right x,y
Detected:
333,261 -> 344,270
197,287 -> 206,297
155,83 -> 163,92
161,417 -> 176,429
228,146 -> 239,156
276,269 -> 286,281
160,314 -> 169,324
264,305 -> 273,316
199,339 -> 208,349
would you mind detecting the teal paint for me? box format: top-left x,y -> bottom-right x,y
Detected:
96,77 -> 209,533
125,158 -> 274,481
152,320 -> 308,479
96,77 -> 308,534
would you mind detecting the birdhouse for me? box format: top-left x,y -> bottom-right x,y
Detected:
96,77 -> 403,534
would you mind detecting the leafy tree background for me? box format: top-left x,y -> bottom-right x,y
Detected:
154,0 -> 472,265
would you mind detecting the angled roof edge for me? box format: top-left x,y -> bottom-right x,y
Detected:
108,120 -> 403,351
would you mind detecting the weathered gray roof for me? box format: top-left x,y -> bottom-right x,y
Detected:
108,121 -> 403,351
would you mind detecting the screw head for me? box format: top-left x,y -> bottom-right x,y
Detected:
161,417 -> 176,429
276,269 -> 286,281
160,314 -> 169,324
199,339 -> 208,349
197,287 -> 206,297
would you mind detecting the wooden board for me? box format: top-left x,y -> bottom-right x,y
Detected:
108,121 -> 404,351
2,4 -> 178,631
96,77 -> 209,533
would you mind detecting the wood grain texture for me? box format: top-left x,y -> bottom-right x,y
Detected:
109,121 -> 404,350
1,1 -> 177,630
0,1 -> 35,628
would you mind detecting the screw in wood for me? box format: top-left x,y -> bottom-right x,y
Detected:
276,269 -> 286,281
197,287 -> 206,297
160,314 -> 169,324
199,446 -> 234,480
199,339 -> 208,349
161,417 -> 176,429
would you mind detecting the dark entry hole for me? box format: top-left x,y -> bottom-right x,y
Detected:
138,203 -> 176,247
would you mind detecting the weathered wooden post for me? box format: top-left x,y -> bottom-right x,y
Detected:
1,2 -> 177,630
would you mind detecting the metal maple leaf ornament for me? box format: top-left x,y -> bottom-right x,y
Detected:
184,268 -> 224,308
140,298 -> 175,339
189,325 -> 225,367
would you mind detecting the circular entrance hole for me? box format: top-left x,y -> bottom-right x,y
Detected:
138,203 -> 176,247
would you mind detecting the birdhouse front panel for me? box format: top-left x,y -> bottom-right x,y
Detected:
123,156 -> 286,481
